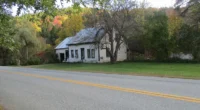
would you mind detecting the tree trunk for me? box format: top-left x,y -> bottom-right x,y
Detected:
110,50 -> 119,64
110,55 -> 117,64
109,27 -> 122,64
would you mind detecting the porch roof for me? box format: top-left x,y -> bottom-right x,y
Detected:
55,37 -> 73,50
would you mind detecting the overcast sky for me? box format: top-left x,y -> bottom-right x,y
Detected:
146,0 -> 175,8
12,0 -> 176,16
55,0 -> 176,8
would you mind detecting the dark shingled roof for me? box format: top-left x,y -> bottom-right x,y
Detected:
68,28 -> 105,45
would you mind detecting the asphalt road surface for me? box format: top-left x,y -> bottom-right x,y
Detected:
0,66 -> 200,110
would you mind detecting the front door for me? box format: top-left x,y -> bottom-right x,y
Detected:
81,48 -> 85,60
60,53 -> 64,62
65,50 -> 69,60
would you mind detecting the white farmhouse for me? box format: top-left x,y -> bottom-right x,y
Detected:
55,28 -> 127,63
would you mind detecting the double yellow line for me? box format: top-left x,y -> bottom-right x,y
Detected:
1,70 -> 200,104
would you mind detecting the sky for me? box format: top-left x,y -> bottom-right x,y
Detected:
12,0 -> 176,16
146,0 -> 175,8
56,0 -> 176,8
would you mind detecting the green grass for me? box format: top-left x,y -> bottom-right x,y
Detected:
30,62 -> 200,79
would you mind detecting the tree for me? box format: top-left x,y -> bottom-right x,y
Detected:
166,8 -> 183,53
14,20 -> 39,64
56,13 -> 84,44
0,0 -> 83,65
177,24 -> 200,60
40,16 -> 59,46
90,0 -> 141,63
83,8 -> 101,27
144,10 -> 169,60
0,0 -> 58,15
53,15 -> 68,27
175,0 -> 200,29
166,9 -> 183,38
175,0 -> 200,60
0,0 -> 60,65
20,14 -> 42,32
0,17 -> 17,65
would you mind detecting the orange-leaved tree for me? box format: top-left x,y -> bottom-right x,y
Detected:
56,13 -> 84,44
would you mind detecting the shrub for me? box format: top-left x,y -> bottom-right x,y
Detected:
36,48 -> 59,64
27,57 -> 42,65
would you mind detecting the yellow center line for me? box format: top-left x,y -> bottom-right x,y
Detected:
1,70 -> 200,104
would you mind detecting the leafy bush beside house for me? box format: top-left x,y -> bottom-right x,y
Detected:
36,48 -> 59,64
27,57 -> 42,65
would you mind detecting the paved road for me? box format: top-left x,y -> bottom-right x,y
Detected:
0,66 -> 200,110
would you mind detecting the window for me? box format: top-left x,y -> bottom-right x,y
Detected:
75,50 -> 78,58
87,49 -> 95,59
81,48 -> 85,60
91,49 -> 95,58
71,50 -> 74,58
87,49 -> 91,58
106,48 -> 110,57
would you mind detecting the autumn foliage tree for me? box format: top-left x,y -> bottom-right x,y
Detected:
166,9 -> 183,53
53,15 -> 68,27
56,13 -> 84,44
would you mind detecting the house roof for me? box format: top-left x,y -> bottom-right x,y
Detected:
55,28 -> 105,49
68,28 -> 105,45
55,37 -> 73,49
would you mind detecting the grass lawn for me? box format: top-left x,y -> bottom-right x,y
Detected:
30,62 -> 200,79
